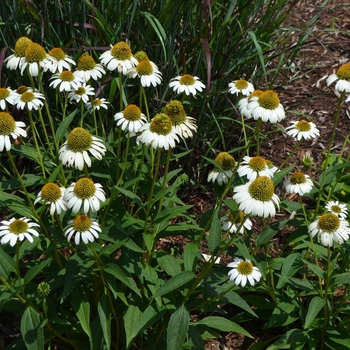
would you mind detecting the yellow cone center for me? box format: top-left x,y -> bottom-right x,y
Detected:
234,79 -> 249,90
295,120 -> 311,132
164,100 -> 187,125
0,88 -> 10,100
41,183 -> 62,202
59,71 -> 75,82
14,37 -> 32,57
0,112 -> 16,135
236,261 -> 254,275
248,156 -> 266,172
318,213 -> 340,233
25,43 -> 47,63
9,219 -> 29,235
67,127 -> 92,152
179,74 -> 195,86
49,48 -> 66,61
77,53 -> 96,71
258,90 -> 280,110
20,91 -> 35,102
337,63 -> 350,81
290,172 -> 306,185
111,42 -> 132,60
123,104 -> 142,121
72,214 -> 92,232
248,176 -> 274,201
150,113 -> 173,136
74,178 -> 96,199
215,152 -> 235,170
136,60 -> 154,76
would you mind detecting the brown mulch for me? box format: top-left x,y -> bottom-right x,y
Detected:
199,1 -> 350,349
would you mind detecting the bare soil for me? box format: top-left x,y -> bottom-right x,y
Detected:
202,0 -> 350,349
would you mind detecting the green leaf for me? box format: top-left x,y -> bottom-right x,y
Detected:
24,258 -> 52,284
193,316 -> 252,338
330,272 -> 350,286
61,254 -> 92,302
97,290 -> 111,348
167,304 -> 189,350
0,246 -> 16,280
265,302 -> 298,329
71,288 -> 91,337
141,11 -> 167,61
157,253 -> 182,277
124,304 -> 142,349
184,242 -> 199,272
256,219 -> 289,247
304,296 -> 325,329
115,186 -> 142,206
266,328 -> 306,350
104,263 -> 141,296
20,307 -> 44,350
188,326 -> 205,350
208,206 -> 221,254
55,109 -> 77,142
152,270 -> 194,299
276,253 -> 300,289
127,303 -> 166,348
207,286 -> 257,317
153,205 -> 193,225
301,259 -> 325,279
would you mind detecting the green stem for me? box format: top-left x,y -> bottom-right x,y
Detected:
27,110 -> 46,176
314,91 -> 345,217
156,148 -> 171,215
144,148 -> 162,231
278,139 -> 302,171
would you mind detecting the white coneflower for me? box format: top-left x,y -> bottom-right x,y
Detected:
207,152 -> 235,186
233,176 -> 280,218
130,60 -> 162,87
74,53 -> 105,82
86,98 -> 109,111
59,127 -> 106,170
325,201 -> 348,219
49,70 -> 82,92
47,47 -> 76,73
5,37 -> 33,70
0,217 -> 39,246
163,100 -> 197,139
220,211 -> 252,234
114,104 -> 147,133
0,111 -> 27,151
285,172 -> 313,196
68,83 -> 95,103
237,156 -> 274,181
285,120 -> 320,141
238,90 -> 264,118
99,41 -> 138,74
228,79 -> 254,96
246,90 -> 285,123
326,63 -> 350,93
64,214 -> 101,245
308,213 -> 350,247
34,183 -> 67,215
20,42 -> 56,77
0,87 -> 19,110
15,90 -> 45,110
227,258 -> 262,287
169,74 -> 205,96
137,113 -> 179,150
64,178 -> 106,213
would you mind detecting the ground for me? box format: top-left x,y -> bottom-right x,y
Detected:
1,0 -> 350,349
202,0 -> 350,348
